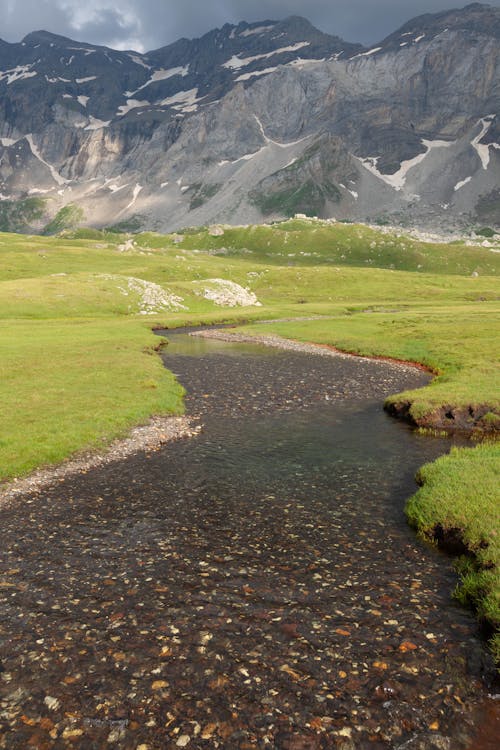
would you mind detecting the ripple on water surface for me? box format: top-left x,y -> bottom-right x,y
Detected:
0,330 -> 497,749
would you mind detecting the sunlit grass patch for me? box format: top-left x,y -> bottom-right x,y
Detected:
0,318 -> 184,480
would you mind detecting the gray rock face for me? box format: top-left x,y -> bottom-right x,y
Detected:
0,4 -> 498,233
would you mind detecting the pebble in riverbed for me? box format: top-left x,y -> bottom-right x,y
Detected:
0,337 -> 496,748
0,416 -> 199,509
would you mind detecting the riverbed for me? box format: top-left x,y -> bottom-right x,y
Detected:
0,328 -> 497,749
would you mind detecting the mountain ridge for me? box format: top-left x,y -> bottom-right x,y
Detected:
0,3 -> 498,233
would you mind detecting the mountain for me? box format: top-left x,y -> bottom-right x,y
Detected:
0,3 -> 498,233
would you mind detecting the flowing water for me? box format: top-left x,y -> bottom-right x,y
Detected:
0,328 -> 497,749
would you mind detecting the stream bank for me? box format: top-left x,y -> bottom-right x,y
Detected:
1,327 -> 497,748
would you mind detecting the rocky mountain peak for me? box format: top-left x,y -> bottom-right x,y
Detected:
0,4 -> 498,234
21,30 -> 78,48
381,1 -> 500,48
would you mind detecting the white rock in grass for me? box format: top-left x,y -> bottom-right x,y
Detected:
96,273 -> 187,313
196,278 -> 261,307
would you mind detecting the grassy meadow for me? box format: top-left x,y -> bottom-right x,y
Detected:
0,218 -> 499,655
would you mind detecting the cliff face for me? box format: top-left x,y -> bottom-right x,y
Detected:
0,3 -> 498,232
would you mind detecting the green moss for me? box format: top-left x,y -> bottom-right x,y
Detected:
251,180 -> 341,217
0,318 -> 184,480
0,197 -> 46,232
475,227 -> 496,238
189,183 -> 222,210
483,411 -> 500,425
43,203 -> 85,235
105,215 -> 145,234
405,443 -> 499,660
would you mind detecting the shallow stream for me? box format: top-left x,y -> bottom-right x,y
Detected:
0,328 -> 497,749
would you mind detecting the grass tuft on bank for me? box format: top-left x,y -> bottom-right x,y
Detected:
406,442 -> 500,660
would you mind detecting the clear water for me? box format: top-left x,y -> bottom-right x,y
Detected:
0,328 -> 496,749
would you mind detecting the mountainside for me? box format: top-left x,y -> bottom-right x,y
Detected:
0,3 -> 498,233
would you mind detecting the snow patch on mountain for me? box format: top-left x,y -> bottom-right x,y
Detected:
84,116 -> 110,130
107,182 -> 129,193
128,54 -> 151,70
288,57 -> 328,68
25,134 -> 68,185
158,88 -> 200,112
0,137 -> 19,147
46,75 -> 71,83
117,99 -> 150,116
67,47 -> 96,55
454,176 -> 472,191
240,25 -> 276,37
358,138 -> 454,191
352,47 -> 382,59
236,67 -> 278,82
124,184 -> 143,211
127,66 -> 190,96
0,65 -> 37,85
471,116 -> 497,169
223,42 -> 311,70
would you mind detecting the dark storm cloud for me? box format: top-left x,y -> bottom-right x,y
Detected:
1,1 -> 500,51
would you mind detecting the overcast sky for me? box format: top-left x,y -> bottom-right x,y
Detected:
1,1 -> 499,51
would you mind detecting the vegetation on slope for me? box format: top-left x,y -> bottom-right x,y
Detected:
0,197 -> 46,233
43,203 -> 85,235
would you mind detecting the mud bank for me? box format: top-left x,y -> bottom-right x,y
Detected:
385,400 -> 500,436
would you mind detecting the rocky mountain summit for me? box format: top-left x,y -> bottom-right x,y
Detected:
0,3 -> 498,233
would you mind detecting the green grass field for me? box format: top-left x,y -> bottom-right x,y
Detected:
1,219 -> 499,657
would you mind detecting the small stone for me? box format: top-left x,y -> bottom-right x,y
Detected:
337,727 -> 352,738
62,728 -> 84,739
201,723 -> 217,739
176,736 -> 190,747
399,641 -> 418,652
152,680 -> 168,690
44,696 -> 61,711
108,726 -> 126,743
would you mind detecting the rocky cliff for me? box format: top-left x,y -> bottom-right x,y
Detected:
0,3 -> 498,233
